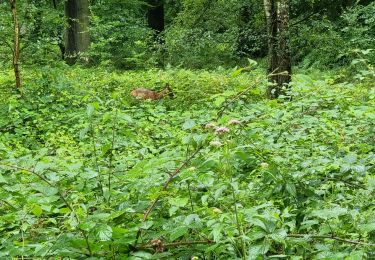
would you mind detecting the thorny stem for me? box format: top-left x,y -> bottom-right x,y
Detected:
287,233 -> 375,247
133,147 -> 203,246
90,121 -> 104,196
187,181 -> 194,212
230,178 -> 245,259
138,240 -> 213,249
108,107 -> 118,204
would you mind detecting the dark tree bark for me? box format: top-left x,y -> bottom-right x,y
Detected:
64,0 -> 90,65
264,0 -> 278,84
264,0 -> 291,99
276,0 -> 291,89
147,0 -> 164,33
9,0 -> 22,89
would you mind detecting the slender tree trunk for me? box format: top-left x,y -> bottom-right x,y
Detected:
264,0 -> 291,99
277,0 -> 291,90
9,0 -> 21,89
65,0 -> 90,65
147,0 -> 165,34
264,0 -> 278,84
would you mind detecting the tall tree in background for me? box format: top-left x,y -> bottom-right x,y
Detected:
264,0 -> 291,99
9,0 -> 21,89
147,0 -> 164,34
64,0 -> 90,65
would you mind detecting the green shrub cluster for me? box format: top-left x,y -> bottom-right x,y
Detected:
0,67 -> 374,258
291,2 -> 375,68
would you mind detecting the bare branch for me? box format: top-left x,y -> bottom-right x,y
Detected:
288,233 -> 375,247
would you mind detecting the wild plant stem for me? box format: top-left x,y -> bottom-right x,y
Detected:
108,108 -> 118,203
90,121 -> 104,196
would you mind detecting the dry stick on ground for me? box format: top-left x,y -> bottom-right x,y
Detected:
288,234 -> 375,247
0,163 -> 93,256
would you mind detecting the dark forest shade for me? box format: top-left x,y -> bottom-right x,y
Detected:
64,0 -> 90,65
147,0 -> 165,33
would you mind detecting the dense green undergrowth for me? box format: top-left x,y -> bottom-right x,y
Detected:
0,67 -> 374,259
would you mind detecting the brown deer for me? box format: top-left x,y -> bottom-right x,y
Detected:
131,83 -> 174,100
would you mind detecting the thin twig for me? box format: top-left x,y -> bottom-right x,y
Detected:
0,199 -> 18,210
90,121 -> 104,195
288,233 -> 375,247
230,176 -> 245,259
138,240 -> 213,249
134,147 -> 203,246
108,107 -> 118,204
290,9 -> 324,27
216,76 -> 261,120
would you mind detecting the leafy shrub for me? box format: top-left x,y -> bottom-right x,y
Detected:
0,67 -> 374,258
291,2 -> 375,68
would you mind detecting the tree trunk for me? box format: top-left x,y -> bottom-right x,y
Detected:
276,0 -> 291,91
264,0 -> 291,99
65,0 -> 90,65
9,0 -> 21,89
147,0 -> 164,33
264,0 -> 278,84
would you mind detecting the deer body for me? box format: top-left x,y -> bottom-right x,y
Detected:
131,84 -> 174,100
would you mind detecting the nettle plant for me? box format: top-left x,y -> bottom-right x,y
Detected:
0,68 -> 374,258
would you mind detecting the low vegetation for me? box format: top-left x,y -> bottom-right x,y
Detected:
1,0 -> 374,258
0,66 -> 374,258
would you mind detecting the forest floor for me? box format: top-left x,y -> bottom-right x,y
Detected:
0,67 -> 374,258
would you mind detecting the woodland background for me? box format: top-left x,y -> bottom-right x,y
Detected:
0,0 -> 374,259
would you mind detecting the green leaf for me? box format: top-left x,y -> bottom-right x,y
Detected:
269,229 -> 287,243
182,119 -> 196,130
169,197 -> 189,207
248,228 -> 267,241
311,207 -> 348,220
132,251 -> 153,258
32,184 -> 59,196
231,67 -> 244,77
32,205 -> 43,217
248,242 -> 270,260
81,169 -> 98,179
214,96 -> 226,107
140,221 -> 154,230
285,182 -> 296,197
170,226 -> 189,241
0,173 -> 7,183
96,224 -> 113,241
359,222 -> 375,233
86,104 -> 95,117
212,224 -> 222,242
247,58 -> 258,68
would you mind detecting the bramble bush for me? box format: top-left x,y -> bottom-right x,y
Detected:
0,65 -> 374,258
